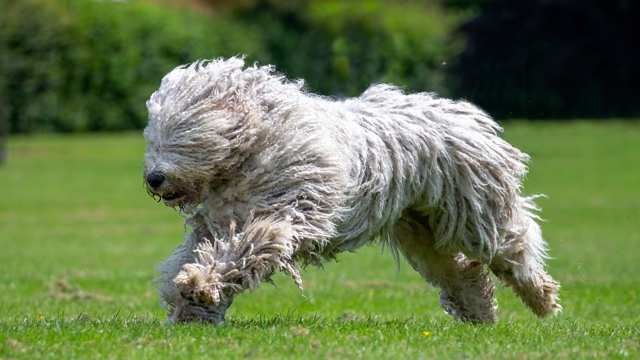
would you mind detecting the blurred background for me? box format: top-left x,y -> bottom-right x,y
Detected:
1,0 -> 638,141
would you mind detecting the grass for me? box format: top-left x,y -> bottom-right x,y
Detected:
0,121 -> 639,358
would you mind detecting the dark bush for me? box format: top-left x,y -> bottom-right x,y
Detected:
449,0 -> 640,119
0,0 -> 267,133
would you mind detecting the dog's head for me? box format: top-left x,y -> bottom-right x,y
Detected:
143,57 -> 288,208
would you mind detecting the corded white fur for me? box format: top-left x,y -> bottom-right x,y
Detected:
144,57 -> 561,324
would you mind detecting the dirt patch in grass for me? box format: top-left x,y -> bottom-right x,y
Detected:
48,278 -> 112,302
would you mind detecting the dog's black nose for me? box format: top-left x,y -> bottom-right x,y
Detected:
146,171 -> 165,189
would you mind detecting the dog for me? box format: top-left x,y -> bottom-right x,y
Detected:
143,57 -> 561,324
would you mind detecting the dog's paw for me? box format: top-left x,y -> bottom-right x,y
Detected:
168,299 -> 227,325
174,264 -> 222,306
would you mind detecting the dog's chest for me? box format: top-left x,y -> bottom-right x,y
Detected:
198,185 -> 255,238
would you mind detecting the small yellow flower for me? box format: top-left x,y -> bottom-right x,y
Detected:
421,331 -> 432,337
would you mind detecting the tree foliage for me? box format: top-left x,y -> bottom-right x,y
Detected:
0,0 -> 266,133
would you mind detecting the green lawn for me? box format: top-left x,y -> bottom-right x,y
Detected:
1,122 -> 639,359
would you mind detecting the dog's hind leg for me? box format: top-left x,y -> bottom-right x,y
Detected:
490,216 -> 561,317
393,214 -> 497,323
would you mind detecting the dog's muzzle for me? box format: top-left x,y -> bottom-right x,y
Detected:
146,171 -> 166,190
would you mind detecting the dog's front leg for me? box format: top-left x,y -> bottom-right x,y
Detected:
173,215 -> 301,317
158,217 -> 234,324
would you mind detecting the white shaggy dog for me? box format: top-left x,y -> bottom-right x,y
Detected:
143,57 -> 561,324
